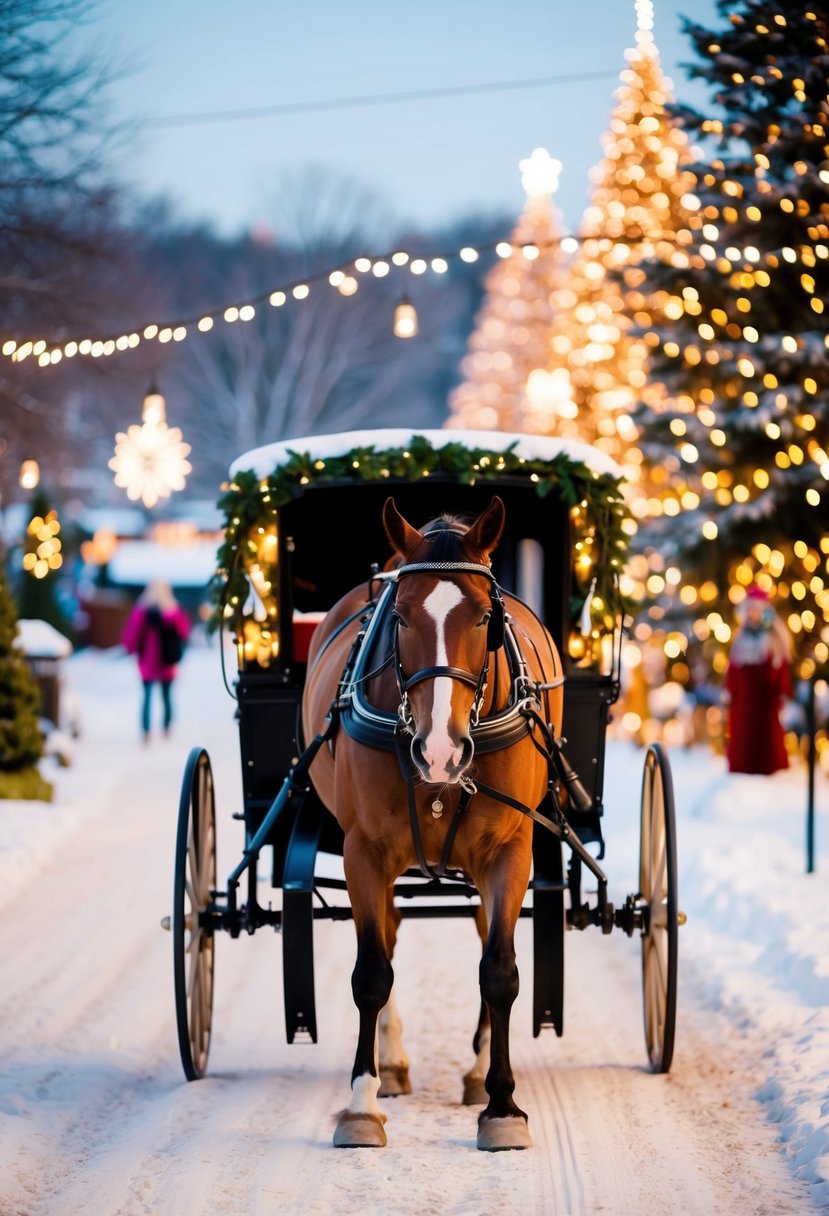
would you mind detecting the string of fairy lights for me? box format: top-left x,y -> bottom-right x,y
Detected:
2,225 -> 828,372
0,233 -> 596,367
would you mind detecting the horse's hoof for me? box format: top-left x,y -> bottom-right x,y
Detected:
477,1115 -> 532,1151
462,1075 -> 488,1106
379,1064 -> 412,1097
333,1111 -> 388,1148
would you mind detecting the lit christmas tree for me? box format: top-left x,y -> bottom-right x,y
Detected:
0,562 -> 50,800
548,0 -> 696,497
447,147 -> 576,433
632,1 -> 829,680
17,490 -> 71,636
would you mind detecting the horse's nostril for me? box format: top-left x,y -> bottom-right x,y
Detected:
459,736 -> 474,768
411,736 -> 427,768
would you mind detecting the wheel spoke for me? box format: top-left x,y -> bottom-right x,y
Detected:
651,845 -> 667,902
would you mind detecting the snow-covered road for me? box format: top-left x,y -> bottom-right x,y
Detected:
0,643 -> 826,1214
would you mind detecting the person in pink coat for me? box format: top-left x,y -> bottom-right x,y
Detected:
122,579 -> 191,742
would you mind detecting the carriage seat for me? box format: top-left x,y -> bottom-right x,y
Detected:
293,611 -> 326,663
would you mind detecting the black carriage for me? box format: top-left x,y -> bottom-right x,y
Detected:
167,429 -> 681,1084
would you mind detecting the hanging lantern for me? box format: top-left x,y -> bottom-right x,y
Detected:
141,385 -> 167,426
393,296 -> 419,338
19,458 -> 40,490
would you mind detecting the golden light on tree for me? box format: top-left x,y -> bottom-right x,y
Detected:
630,1 -> 829,677
534,9 -> 695,504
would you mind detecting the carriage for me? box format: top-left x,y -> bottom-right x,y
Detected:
165,427 -> 682,1149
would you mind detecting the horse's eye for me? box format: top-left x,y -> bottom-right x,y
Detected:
478,611 -> 492,629
392,609 -> 408,629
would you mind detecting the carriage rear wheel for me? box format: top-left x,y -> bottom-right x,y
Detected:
639,742 -> 678,1074
173,747 -> 217,1080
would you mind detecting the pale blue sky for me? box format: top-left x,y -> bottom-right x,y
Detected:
96,0 -> 718,239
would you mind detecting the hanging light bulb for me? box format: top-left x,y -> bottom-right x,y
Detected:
141,385 -> 167,426
19,458 -> 40,490
393,296 -> 419,338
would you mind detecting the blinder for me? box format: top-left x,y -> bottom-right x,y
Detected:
487,585 -> 505,652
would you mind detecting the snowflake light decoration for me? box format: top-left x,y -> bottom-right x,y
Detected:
109,418 -> 192,509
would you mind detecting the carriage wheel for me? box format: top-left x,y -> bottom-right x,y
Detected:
173,747 -> 217,1080
639,742 -> 678,1074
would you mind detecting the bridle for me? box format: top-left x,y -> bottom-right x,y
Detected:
391,560 -> 505,734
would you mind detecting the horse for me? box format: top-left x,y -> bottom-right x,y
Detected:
302,495 -> 564,1151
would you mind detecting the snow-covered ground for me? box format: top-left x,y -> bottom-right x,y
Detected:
0,641 -> 827,1214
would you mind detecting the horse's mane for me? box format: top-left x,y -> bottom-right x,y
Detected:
411,514 -> 478,563
382,513 -> 485,571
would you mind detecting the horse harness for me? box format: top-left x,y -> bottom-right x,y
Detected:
311,558 -> 594,883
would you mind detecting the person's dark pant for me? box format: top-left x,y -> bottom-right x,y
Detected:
141,680 -> 173,736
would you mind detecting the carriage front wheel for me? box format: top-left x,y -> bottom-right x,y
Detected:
639,742 -> 678,1074
173,747 -> 217,1080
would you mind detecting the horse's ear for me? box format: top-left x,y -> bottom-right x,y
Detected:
383,497 -> 425,559
465,496 -> 505,559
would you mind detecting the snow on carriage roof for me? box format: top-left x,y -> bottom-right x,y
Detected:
229,429 -> 624,480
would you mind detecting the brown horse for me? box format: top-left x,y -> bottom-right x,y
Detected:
302,496 -> 564,1151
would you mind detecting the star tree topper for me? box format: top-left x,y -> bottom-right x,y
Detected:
519,147 -> 563,198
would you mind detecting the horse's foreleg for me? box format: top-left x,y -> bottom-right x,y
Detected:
463,905 -> 490,1105
475,836 -> 533,1151
378,896 -> 411,1096
334,841 -> 394,1149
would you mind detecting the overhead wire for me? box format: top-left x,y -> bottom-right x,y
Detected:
151,69 -> 620,129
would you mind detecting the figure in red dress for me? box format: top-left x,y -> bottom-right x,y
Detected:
725,586 -> 792,774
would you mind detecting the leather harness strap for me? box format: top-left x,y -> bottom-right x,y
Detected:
323,558 -> 576,882
394,726 -> 475,881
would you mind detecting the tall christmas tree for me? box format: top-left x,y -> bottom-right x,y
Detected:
632,0 -> 829,679
0,562 -> 50,800
447,148 -> 575,433
546,0 -> 696,502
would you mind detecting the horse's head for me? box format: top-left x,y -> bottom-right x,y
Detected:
383,496 -> 506,785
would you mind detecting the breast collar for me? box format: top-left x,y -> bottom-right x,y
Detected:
338,574 -> 543,754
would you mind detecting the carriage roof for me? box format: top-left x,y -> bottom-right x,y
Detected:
215,428 -> 629,665
229,428 -> 624,481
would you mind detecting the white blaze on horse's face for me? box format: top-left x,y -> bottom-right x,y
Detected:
416,580 -> 468,783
